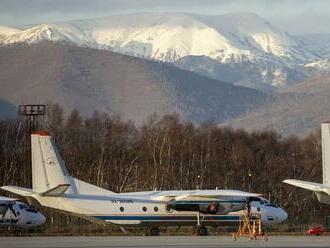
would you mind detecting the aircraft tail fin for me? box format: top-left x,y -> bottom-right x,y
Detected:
31,131 -> 71,194
322,123 -> 330,186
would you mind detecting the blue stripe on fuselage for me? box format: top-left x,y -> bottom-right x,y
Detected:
92,215 -> 240,221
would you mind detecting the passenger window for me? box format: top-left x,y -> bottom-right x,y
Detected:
142,207 -> 147,212
154,207 -> 159,212
120,207 -> 124,212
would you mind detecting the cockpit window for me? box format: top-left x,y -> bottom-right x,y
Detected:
265,203 -> 278,208
25,208 -> 38,213
19,204 -> 27,209
248,197 -> 261,202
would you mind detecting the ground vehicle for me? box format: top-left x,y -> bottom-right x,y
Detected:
306,226 -> 325,236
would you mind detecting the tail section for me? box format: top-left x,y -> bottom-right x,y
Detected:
31,131 -> 71,194
322,123 -> 330,186
2,130 -> 116,198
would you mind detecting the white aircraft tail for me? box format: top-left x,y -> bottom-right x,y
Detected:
31,131 -> 71,194
30,131 -> 116,196
321,122 -> 330,186
2,131 -> 119,197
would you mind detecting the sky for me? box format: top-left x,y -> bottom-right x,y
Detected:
1,0 -> 330,34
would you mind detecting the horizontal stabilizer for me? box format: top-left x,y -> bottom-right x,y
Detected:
40,184 -> 70,196
1,185 -> 33,197
283,179 -> 325,191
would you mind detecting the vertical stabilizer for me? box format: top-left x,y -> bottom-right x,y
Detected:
322,123 -> 330,186
31,131 -> 71,194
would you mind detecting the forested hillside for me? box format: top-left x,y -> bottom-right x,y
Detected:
0,104 -> 328,233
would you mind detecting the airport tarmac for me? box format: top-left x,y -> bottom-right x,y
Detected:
1,236 -> 330,248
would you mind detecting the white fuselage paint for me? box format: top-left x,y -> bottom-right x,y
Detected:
31,189 -> 287,226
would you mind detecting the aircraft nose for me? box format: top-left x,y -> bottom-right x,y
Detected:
38,213 -> 46,225
279,208 -> 288,222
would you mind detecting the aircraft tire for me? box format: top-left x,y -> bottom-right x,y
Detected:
197,226 -> 208,236
149,226 -> 160,236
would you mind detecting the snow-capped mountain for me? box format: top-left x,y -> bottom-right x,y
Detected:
0,13 -> 327,89
0,25 -> 20,38
297,33 -> 330,59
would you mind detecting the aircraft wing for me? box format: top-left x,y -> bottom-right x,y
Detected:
152,193 -> 222,201
283,179 -> 330,204
283,179 -> 325,191
174,194 -> 221,201
0,196 -> 18,204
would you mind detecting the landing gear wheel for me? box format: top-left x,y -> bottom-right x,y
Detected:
13,230 -> 23,236
149,226 -> 160,236
197,226 -> 208,236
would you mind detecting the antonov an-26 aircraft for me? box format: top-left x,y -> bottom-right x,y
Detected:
2,131 -> 287,235
284,122 -> 330,205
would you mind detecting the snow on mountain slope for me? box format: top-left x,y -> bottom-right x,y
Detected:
0,25 -> 20,38
305,59 -> 330,71
297,33 -> 330,59
2,23 -> 96,47
192,13 -> 313,64
0,13 -> 324,88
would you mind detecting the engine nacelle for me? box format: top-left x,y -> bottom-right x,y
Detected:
166,201 -> 220,214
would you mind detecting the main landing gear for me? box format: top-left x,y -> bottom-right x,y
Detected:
196,212 -> 208,236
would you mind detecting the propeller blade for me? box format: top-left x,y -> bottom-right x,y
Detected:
9,204 -> 17,217
2,204 -> 9,218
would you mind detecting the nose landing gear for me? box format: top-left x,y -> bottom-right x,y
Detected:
196,212 -> 208,236
197,225 -> 208,236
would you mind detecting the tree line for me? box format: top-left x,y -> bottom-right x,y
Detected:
0,103 -> 329,231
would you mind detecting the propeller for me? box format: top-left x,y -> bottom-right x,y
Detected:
2,203 -> 17,218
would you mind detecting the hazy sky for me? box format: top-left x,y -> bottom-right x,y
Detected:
1,0 -> 330,34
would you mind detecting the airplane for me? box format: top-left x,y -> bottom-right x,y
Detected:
0,196 -> 46,231
284,122 -> 330,204
1,130 -> 287,236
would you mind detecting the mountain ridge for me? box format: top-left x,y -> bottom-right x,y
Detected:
0,12 -> 327,89
0,42 -> 267,123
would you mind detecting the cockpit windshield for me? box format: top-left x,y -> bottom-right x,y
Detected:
19,203 -> 38,212
265,203 -> 278,208
19,204 -> 28,209
25,208 -> 38,213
